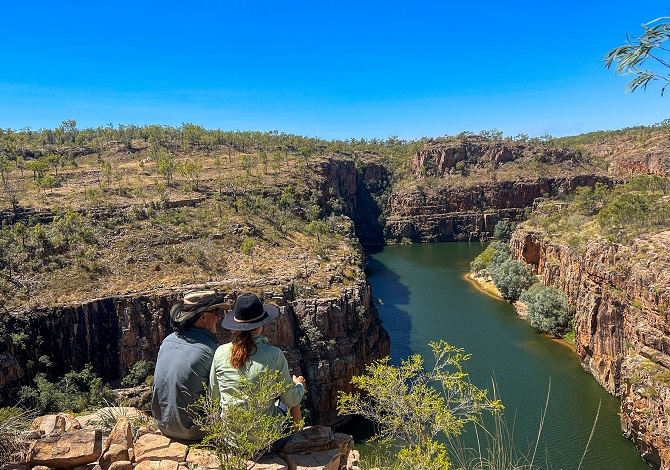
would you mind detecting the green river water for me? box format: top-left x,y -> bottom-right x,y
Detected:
362,242 -> 649,470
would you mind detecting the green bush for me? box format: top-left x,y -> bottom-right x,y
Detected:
469,241 -> 510,277
338,340 -> 501,470
520,284 -> 569,336
493,220 -> 516,240
18,364 -> 115,413
490,259 -> 536,302
121,360 -> 155,387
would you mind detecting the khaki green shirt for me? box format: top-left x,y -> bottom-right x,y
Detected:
209,334 -> 304,418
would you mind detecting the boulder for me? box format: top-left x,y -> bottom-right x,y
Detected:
26,428 -> 102,467
99,443 -> 129,470
279,426 -> 334,453
282,448 -> 340,470
104,417 -> 133,451
108,462 -> 132,470
31,413 -> 81,436
134,433 -> 188,463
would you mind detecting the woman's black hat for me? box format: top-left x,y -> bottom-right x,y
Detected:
221,293 -> 279,331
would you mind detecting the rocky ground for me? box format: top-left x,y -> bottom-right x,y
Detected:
2,409 -> 360,470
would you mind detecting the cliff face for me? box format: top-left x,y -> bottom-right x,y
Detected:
315,158 -> 390,246
385,176 -> 610,243
0,283 -> 390,427
511,230 -> 670,469
412,139 -> 581,178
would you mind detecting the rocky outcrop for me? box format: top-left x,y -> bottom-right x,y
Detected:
412,138 -> 581,178
0,282 -> 390,427
511,229 -> 670,469
3,410 -> 358,469
385,176 -> 611,243
315,159 -> 390,246
587,139 -> 670,177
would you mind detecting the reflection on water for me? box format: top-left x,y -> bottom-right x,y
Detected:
363,243 -> 648,470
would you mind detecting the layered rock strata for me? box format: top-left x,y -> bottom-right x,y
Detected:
0,281 -> 390,427
412,138 -> 582,178
314,158 -> 390,246
385,176 -> 610,243
511,229 -> 670,469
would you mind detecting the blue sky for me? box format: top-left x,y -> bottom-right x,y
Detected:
1,1 -> 669,140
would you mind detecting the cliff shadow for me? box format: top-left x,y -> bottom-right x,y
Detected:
363,246 -> 412,363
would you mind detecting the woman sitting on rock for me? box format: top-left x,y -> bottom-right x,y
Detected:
209,293 -> 306,429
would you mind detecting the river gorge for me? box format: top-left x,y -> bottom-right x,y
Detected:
366,242 -> 649,469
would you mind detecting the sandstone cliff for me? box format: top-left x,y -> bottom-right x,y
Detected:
385,176 -> 611,243
313,158 -> 390,246
0,281 -> 390,427
510,229 -> 670,469
383,138 -> 611,243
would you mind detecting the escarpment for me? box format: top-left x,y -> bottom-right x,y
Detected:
385,139 -> 611,243
0,282 -> 390,427
313,158 -> 390,246
511,229 -> 670,469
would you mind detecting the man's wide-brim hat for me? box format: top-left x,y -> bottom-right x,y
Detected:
221,293 -> 279,331
170,290 -> 228,328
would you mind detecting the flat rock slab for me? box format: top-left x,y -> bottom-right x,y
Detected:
185,447 -> 219,469
255,454 -> 289,470
108,462 -> 133,470
27,428 -> 102,467
134,461 -> 179,470
280,426 -> 334,453
134,433 -> 188,463
31,413 -> 81,435
283,448 -> 340,470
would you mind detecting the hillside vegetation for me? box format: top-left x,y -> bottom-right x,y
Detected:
2,120 -> 670,312
0,123 -> 414,311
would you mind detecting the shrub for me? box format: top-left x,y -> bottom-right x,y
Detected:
189,369 -> 297,470
121,360 -> 155,387
493,220 -> 516,241
337,340 -> 501,470
490,259 -> 536,302
0,407 -> 32,463
470,241 -> 510,277
17,364 -> 115,413
520,284 -> 569,336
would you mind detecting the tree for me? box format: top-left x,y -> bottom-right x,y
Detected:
493,220 -> 516,241
240,237 -> 256,270
605,17 -> 670,95
179,159 -> 203,191
338,340 -> 501,470
520,283 -> 569,336
155,148 -> 176,187
490,258 -> 536,302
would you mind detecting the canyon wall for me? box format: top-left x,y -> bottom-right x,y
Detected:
511,230 -> 670,469
385,176 -> 610,243
412,138 -> 582,177
0,282 -> 390,426
315,158 -> 389,246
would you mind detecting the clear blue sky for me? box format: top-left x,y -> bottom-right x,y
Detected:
1,1 -> 669,140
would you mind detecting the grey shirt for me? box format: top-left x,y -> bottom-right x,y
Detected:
151,326 -> 218,441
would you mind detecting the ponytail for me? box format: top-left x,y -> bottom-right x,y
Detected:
230,330 -> 257,369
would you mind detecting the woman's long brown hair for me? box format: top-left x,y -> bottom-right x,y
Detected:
230,330 -> 257,369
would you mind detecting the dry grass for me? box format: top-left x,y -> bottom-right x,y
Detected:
0,141 -> 367,311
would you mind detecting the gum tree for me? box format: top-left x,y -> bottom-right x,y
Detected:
605,17 -> 670,95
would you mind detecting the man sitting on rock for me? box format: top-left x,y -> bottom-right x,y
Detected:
151,290 -> 231,441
